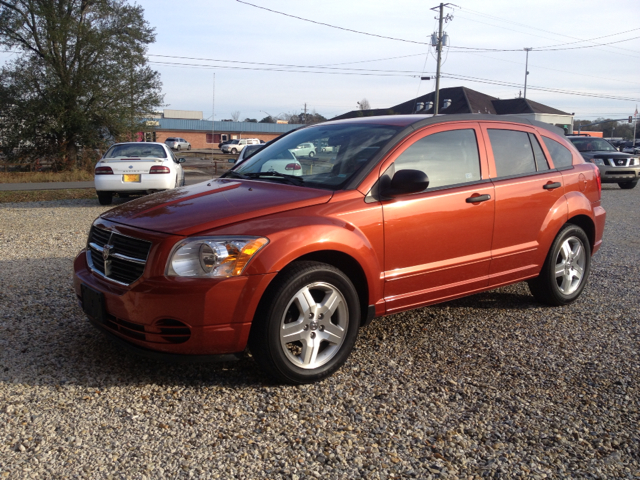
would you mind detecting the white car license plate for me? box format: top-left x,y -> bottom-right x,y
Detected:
123,174 -> 141,182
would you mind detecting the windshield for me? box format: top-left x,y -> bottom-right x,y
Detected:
105,144 -> 167,158
230,123 -> 401,190
569,138 -> 617,153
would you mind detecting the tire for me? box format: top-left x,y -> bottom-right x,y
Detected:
248,261 -> 361,384
187,145 -> 191,151
618,180 -> 637,189
231,148 -> 238,154
528,224 -> 591,306
308,151 -> 315,158
176,145 -> 181,151
97,191 -> 113,205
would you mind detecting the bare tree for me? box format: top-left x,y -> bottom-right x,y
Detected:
357,98 -> 371,110
230,111 -> 241,122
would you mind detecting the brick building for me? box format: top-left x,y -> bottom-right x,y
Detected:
141,110 -> 304,148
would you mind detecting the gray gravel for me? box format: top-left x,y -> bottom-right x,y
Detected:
0,186 -> 638,479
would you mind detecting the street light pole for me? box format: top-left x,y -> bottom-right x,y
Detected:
523,48 -> 532,99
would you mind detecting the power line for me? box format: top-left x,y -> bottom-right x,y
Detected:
235,0 -> 640,53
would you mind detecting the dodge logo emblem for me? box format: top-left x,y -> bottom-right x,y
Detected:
103,244 -> 113,262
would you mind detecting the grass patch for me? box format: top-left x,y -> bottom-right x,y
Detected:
0,170 -> 94,183
0,189 -> 97,203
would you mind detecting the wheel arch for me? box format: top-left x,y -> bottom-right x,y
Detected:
566,214 -> 596,253
253,249 -> 371,329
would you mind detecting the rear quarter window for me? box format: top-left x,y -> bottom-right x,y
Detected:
542,137 -> 574,168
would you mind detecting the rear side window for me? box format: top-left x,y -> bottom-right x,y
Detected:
542,137 -> 574,168
395,129 -> 481,189
529,134 -> 550,171
488,129 -> 536,177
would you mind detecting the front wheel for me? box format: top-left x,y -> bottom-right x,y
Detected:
308,151 -> 315,158
231,148 -> 238,154
249,261 -> 361,384
528,224 -> 591,306
619,180 -> 637,189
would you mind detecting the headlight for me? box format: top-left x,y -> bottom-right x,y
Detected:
166,236 -> 268,278
631,157 -> 639,166
592,158 -> 605,166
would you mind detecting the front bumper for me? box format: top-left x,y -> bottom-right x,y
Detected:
597,165 -> 640,183
73,249 -> 276,356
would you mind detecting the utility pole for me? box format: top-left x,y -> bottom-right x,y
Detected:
523,48 -> 532,99
304,103 -> 308,124
430,3 -> 456,115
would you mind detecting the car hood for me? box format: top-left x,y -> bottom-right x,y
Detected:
100,179 -> 333,236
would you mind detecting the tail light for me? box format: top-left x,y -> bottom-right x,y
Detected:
95,166 -> 113,175
594,164 -> 601,199
285,163 -> 301,171
150,166 -> 171,174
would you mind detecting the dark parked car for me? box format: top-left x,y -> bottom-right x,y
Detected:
566,136 -> 640,189
74,114 -> 605,384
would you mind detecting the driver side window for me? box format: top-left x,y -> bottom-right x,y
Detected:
394,129 -> 481,189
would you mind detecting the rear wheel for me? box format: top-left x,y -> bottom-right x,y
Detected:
528,224 -> 591,306
618,180 -> 637,189
249,261 -> 361,384
97,191 -> 113,205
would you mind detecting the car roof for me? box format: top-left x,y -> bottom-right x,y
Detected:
111,142 -> 167,146
320,113 -> 565,136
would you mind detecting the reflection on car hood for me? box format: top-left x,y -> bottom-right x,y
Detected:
100,178 -> 333,236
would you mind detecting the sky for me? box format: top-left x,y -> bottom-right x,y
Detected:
2,0 -> 639,123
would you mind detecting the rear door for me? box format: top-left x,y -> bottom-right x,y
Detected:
481,123 -> 566,286
380,123 -> 495,313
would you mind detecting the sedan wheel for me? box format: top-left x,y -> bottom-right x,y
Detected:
249,261 -> 360,384
231,148 -> 238,154
308,151 -> 315,158
528,224 -> 591,305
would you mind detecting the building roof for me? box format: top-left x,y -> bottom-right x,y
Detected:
331,86 -> 570,120
155,118 -> 305,133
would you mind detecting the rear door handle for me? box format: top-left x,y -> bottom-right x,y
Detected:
466,194 -> 491,203
543,182 -> 562,190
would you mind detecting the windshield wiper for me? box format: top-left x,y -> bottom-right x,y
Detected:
242,172 -> 305,186
221,170 -> 251,180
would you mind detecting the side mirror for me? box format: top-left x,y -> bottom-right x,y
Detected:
178,158 -> 186,163
382,169 -> 429,197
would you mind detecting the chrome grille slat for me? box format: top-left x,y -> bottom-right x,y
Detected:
86,226 -> 152,285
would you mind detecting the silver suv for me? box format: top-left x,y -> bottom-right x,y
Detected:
567,136 -> 640,189
165,137 -> 191,151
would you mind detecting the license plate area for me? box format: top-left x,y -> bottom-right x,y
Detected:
123,174 -> 141,182
81,284 -> 106,323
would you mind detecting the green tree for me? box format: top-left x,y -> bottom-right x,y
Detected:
0,0 -> 163,169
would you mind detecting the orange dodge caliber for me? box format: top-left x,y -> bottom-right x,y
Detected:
73,114 -> 606,384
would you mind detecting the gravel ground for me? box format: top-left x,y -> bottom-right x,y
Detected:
0,186 -> 638,479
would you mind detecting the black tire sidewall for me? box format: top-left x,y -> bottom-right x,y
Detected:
258,262 -> 361,384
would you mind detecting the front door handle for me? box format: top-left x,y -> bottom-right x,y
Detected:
466,194 -> 491,203
543,182 -> 562,190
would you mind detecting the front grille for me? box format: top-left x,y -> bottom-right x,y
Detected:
86,226 -> 152,285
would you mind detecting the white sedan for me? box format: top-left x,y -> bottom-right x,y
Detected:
289,142 -> 316,158
94,142 -> 185,205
